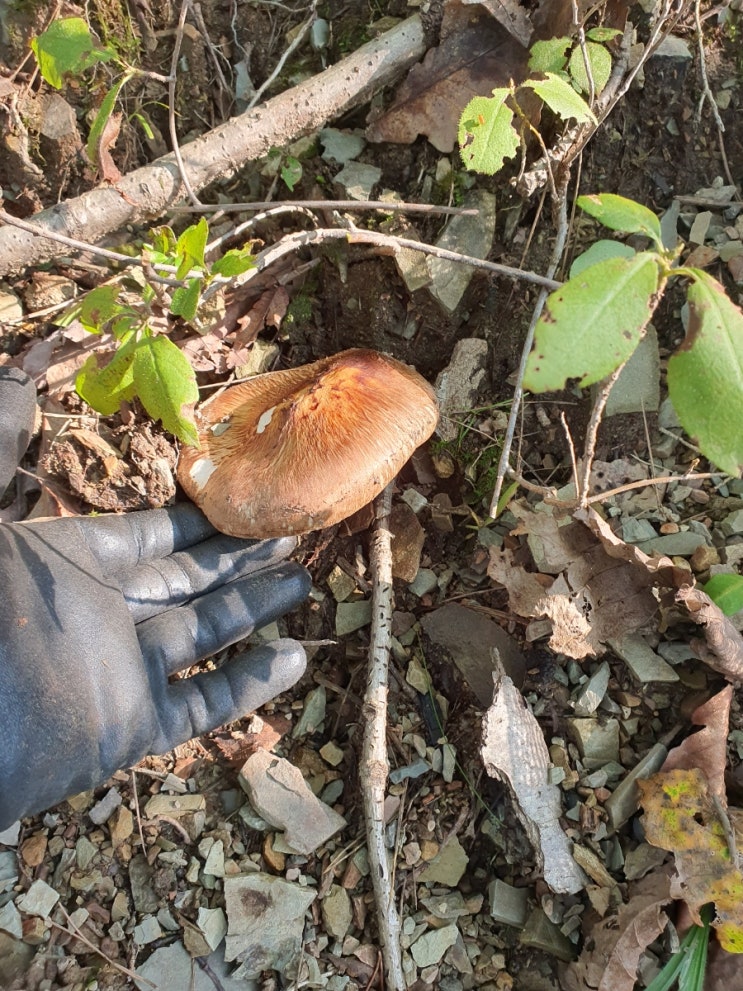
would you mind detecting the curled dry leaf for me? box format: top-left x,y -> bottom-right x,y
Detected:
481,674 -> 587,894
662,686 -> 733,802
676,586 -> 743,682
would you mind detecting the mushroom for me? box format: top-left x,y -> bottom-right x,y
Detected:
177,348 -> 439,538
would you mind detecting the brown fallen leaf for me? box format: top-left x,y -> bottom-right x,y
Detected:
562,870 -> 673,991
482,673 -> 587,894
675,586 -> 743,682
662,686 -> 733,802
95,111 -> 123,183
639,767 -> 743,952
463,0 -> 533,47
366,0 -> 529,152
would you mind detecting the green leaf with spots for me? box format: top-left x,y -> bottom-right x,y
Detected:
30,17 -> 114,90
131,334 -> 199,445
586,27 -> 622,42
577,193 -> 663,245
522,72 -> 596,123
667,270 -> 743,476
524,252 -> 661,391
528,38 -> 571,74
568,41 -> 612,96
458,90 -> 520,175
704,573 -> 743,616
75,331 -> 138,414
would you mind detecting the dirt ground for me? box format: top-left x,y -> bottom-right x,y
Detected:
1,0 -> 743,989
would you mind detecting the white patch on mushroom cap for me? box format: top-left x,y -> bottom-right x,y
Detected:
256,406 -> 276,435
189,457 -> 218,490
211,419 -> 232,436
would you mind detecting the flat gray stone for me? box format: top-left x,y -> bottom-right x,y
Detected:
621,518 -> 658,543
292,685 -> 326,738
333,161 -> 381,200
335,600 -> 372,636
196,907 -> 227,951
637,531 -> 706,557
133,915 -> 162,945
609,632 -> 679,684
574,661 -> 610,716
411,923 -> 459,967
434,338 -> 489,442
0,852 -> 18,893
409,568 -> 438,597
0,289 -> 22,323
16,878 -> 59,918
88,787 -> 121,824
320,128 -> 365,164
566,718 -> 620,769
428,189 -> 496,312
0,823 -> 19,846
0,901 -> 22,939
721,509 -> 743,537
128,855 -> 160,914
489,879 -> 528,928
224,873 -> 317,980
321,885 -> 352,940
239,751 -> 346,854
418,837 -> 469,886
135,941 -> 254,991
421,603 -> 525,704
520,909 -> 575,962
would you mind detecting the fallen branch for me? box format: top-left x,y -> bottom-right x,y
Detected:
361,483 -> 404,991
0,16 -> 426,276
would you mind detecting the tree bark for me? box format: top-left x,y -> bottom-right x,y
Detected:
0,16 -> 425,277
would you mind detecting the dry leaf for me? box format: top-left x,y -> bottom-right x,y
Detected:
676,586 -> 743,682
639,768 -> 743,952
96,111 -> 123,183
463,0 -> 533,47
482,674 -> 587,893
366,0 -> 529,152
662,686 -> 733,802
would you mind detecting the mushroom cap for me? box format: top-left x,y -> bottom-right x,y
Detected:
177,348 -> 439,538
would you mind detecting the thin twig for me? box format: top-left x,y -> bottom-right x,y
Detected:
247,1 -> 317,109
169,0 -> 202,206
693,0 -> 736,189
169,198 -> 480,217
489,194 -> 570,516
361,483 -> 404,991
578,362 -> 626,505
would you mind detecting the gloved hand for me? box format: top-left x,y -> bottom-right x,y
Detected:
0,369 -> 310,830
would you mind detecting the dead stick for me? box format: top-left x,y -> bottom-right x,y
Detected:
361,482 -> 404,990
0,16 -> 426,276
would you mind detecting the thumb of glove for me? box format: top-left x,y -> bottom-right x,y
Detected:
0,368 -> 37,494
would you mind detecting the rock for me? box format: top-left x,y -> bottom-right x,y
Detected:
411,923 -> 459,967
320,741 -> 345,767
327,565 -> 356,602
110,805 -> 134,848
335,600 -> 372,636
20,832 -> 47,868
224,873 -> 317,979
604,326 -> 660,415
128,855 -> 160,914
605,742 -> 669,830
320,128 -> 365,164
196,907 -> 227,951
489,879 -> 528,928
37,93 -> 83,164
133,915 -> 162,945
427,189 -> 496,313
434,338 -> 489,442
417,836 -> 468,886
0,288 -> 22,323
88,787 -> 122,824
203,839 -> 225,878
637,531 -> 706,557
421,603 -> 525,704
239,751 -> 346,854
390,502 -> 425,581
0,852 -> 18,893
389,759 -> 431,783
0,901 -> 22,939
566,718 -> 620,769
16,878 -> 59,918
21,273 -> 77,311
0,933 -> 34,986
144,793 -> 205,818
322,885 -> 353,939
573,661 -> 610,716
292,685 -> 326,738
0,822 -> 20,846
409,568 -> 438,597
136,943 -> 249,991
421,891 -> 471,921
721,509 -> 743,537
333,161 -> 382,200
609,632 -> 679,684
520,909 -> 575,962
75,835 -> 97,871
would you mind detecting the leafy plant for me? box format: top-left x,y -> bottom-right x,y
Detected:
644,905 -> 712,991
63,218 -> 255,445
520,193 -> 743,477
30,16 -> 145,173
703,573 -> 743,616
457,29 -> 619,176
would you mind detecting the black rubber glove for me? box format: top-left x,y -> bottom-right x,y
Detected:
0,370 -> 310,830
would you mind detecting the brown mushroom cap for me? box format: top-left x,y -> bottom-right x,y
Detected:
177,348 -> 439,538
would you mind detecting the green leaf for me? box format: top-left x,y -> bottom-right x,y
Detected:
131,334 -> 200,445
667,271 -> 743,476
568,41 -> 612,96
79,284 -> 123,332
524,252 -> 661,391
570,239 -> 635,278
586,27 -> 622,42
458,91 -> 520,176
130,111 -> 154,140
175,218 -> 208,278
170,278 -> 202,321
75,331 -> 138,414
280,155 -> 302,192
211,247 -> 256,277
30,17 -> 114,90
522,72 -> 596,123
148,226 -> 178,258
528,38 -> 571,74
577,193 -> 663,245
86,74 -> 132,165
703,574 -> 743,616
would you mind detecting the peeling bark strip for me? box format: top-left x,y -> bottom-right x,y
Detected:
0,17 -> 425,277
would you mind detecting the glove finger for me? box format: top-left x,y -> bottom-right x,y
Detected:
0,368 -> 37,494
153,639 -> 306,748
122,534 -> 298,623
137,562 -> 310,676
79,504 -> 218,576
